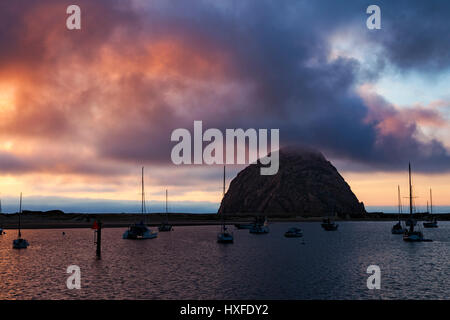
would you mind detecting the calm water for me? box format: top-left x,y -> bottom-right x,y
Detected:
0,222 -> 449,300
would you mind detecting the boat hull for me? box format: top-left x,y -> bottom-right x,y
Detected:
122,230 -> 158,240
284,232 -> 303,238
321,224 -> 338,231
13,238 -> 29,249
403,231 -> 432,242
217,233 -> 234,243
391,228 -> 407,234
249,226 -> 269,234
423,222 -> 438,228
158,224 -> 173,232
234,224 -> 253,229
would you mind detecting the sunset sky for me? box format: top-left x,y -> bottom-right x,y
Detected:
0,0 -> 449,213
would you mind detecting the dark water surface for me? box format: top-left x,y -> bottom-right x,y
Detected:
0,222 -> 449,299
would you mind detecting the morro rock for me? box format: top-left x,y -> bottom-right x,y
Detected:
219,147 -> 365,217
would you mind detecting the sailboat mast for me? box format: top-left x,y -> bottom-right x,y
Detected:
19,192 -> 22,237
408,163 -> 414,232
397,185 -> 401,221
141,167 -> 145,215
408,163 -> 413,216
165,189 -> 169,223
222,166 -> 226,229
430,188 -> 433,214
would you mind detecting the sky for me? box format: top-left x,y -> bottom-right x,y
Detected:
0,0 -> 449,213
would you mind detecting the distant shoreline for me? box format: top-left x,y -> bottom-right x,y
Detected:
1,211 -> 450,230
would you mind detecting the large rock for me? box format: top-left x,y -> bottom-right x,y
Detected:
219,147 -> 365,217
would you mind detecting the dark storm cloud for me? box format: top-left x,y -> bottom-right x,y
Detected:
0,0 -> 449,175
375,0 -> 450,71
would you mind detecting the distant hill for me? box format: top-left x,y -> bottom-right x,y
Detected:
21,210 -> 65,215
218,147 -> 366,217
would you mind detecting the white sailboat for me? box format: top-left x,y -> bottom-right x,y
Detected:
12,193 -> 29,249
217,166 -> 233,243
123,167 -> 158,240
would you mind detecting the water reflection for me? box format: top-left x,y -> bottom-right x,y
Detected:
0,222 -> 449,299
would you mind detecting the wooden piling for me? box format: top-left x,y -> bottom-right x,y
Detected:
95,220 -> 102,259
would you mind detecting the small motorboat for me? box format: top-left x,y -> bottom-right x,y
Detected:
123,221 -> 158,239
284,227 -> 303,238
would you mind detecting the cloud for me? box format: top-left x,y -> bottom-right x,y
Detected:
0,0 -> 449,181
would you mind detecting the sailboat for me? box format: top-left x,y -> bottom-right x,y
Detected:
423,188 -> 438,228
12,193 -> 29,249
403,163 -> 431,242
392,185 -> 407,234
217,166 -> 233,243
158,189 -> 173,232
123,167 -> 158,240
249,216 -> 269,234
321,207 -> 339,231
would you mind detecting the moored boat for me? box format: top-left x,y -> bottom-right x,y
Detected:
391,221 -> 406,234
123,221 -> 157,239
392,185 -> 407,234
249,217 -> 269,234
284,227 -> 303,238
423,189 -> 438,228
158,189 -> 173,232
403,163 -> 431,242
423,218 -> 438,228
123,167 -> 158,240
217,166 -> 233,243
234,223 -> 253,230
12,193 -> 29,249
